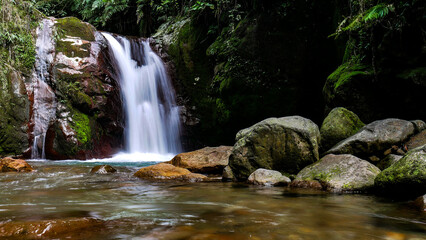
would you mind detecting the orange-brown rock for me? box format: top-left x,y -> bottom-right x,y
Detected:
134,163 -> 206,182
0,158 -> 33,172
0,217 -> 104,239
170,146 -> 231,174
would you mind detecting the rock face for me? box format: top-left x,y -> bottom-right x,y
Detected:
247,169 -> 291,186
292,154 -> 380,192
0,158 -> 33,172
0,218 -> 103,239
375,145 -> 426,198
320,107 -> 364,151
90,165 -> 117,174
229,116 -> 320,180
326,119 -> 416,159
134,163 -> 206,182
170,146 -> 231,174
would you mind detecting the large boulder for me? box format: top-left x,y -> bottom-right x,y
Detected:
292,154 -> 380,192
229,116 -> 320,180
320,107 -> 364,151
170,146 -> 231,174
247,168 -> 291,186
326,119 -> 416,159
375,144 -> 426,198
0,158 -> 33,172
134,163 -> 207,182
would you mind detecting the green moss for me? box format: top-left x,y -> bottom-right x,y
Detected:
70,109 -> 91,145
55,17 -> 95,41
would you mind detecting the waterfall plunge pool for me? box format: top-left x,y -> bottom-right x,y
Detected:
0,161 -> 425,239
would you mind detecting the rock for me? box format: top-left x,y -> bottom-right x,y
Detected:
0,158 -> 33,172
411,120 -> 426,133
376,154 -> 403,170
229,116 -> 320,180
134,163 -> 207,182
247,169 -> 291,186
170,146 -> 231,174
90,165 -> 117,174
413,195 -> 426,211
375,144 -> 426,198
0,217 -> 104,239
292,154 -> 380,192
404,130 -> 426,151
326,119 -> 416,159
222,166 -> 235,181
320,107 -> 364,151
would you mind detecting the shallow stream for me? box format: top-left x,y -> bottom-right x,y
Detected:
1,161 -> 425,239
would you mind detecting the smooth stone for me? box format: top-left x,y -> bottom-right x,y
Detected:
326,118 -> 416,159
247,168 -> 291,186
0,157 -> 33,172
170,146 -> 231,174
292,154 -> 380,192
320,107 -> 364,151
90,165 -> 117,174
375,144 -> 426,198
229,116 -> 320,180
134,163 -> 206,182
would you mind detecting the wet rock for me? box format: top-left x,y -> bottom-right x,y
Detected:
170,146 -> 231,174
229,116 -> 320,180
222,166 -> 235,182
375,144 -> 426,198
0,158 -> 33,172
413,195 -> 426,211
0,217 -> 104,239
326,119 -> 416,159
90,165 -> 117,174
404,130 -> 426,151
376,154 -> 403,170
320,107 -> 364,151
411,120 -> 426,133
247,169 -> 291,186
134,163 -> 206,182
292,154 -> 380,192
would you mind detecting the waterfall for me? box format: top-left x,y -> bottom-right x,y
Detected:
31,19 -> 57,159
102,33 -> 182,156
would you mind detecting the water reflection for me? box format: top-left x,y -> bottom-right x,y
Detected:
0,162 -> 425,239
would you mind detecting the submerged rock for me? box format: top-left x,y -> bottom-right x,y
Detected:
326,119 -> 416,159
134,163 -> 206,182
0,217 -> 104,239
229,116 -> 320,180
0,158 -> 33,172
90,165 -> 117,174
292,154 -> 380,192
170,146 -> 231,174
320,107 -> 364,151
375,144 -> 426,198
247,169 -> 291,186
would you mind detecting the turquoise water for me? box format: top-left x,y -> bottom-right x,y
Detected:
0,161 -> 425,239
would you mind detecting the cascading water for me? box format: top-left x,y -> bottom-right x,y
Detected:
102,33 -> 181,158
30,19 -> 57,159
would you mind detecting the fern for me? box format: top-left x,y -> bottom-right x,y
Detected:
363,4 -> 394,22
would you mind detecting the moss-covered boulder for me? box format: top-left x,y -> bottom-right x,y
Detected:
320,107 -> 364,151
292,154 -> 380,192
375,144 -> 426,198
326,119 -> 416,159
229,116 -> 320,180
376,154 -> 403,171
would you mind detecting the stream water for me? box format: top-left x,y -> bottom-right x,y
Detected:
0,161 -> 425,239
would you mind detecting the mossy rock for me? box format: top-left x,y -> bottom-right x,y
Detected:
320,107 -> 364,151
375,144 -> 426,198
55,17 -> 95,41
229,116 -> 320,180
293,154 -> 381,192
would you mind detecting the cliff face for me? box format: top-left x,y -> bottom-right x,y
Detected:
0,1 -> 124,159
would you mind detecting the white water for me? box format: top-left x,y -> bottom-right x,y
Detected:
31,18 -> 57,159
102,33 -> 181,159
